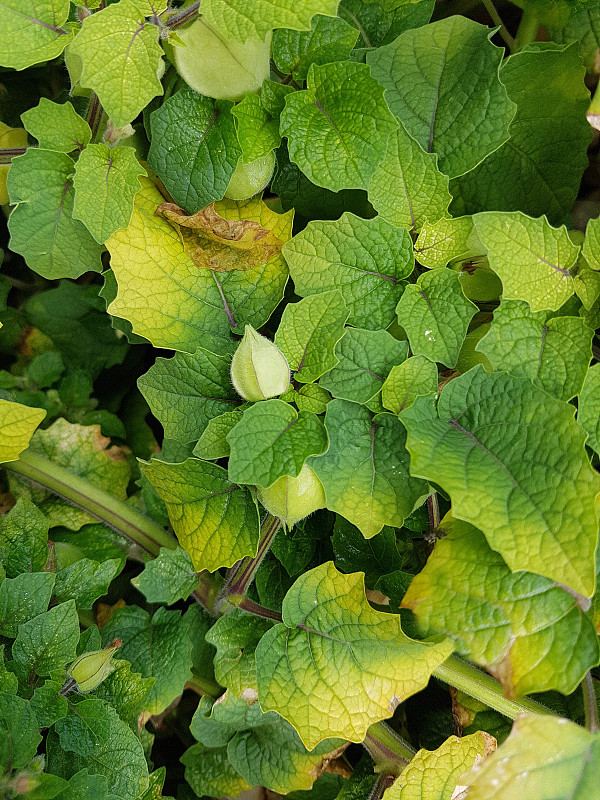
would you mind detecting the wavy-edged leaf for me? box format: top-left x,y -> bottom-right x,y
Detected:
231,93 -> 280,162
368,124 -> 450,233
474,211 -> 577,312
367,16 -> 515,178
578,362 -> 600,455
256,561 -> 453,748
395,269 -> 477,368
69,0 -> 164,127
382,356 -> 438,415
132,547 -> 199,605
227,400 -> 328,488
72,144 -> 146,243
202,0 -> 340,42
401,367 -> 600,597
403,515 -> 600,697
414,216 -> 481,269
280,61 -> 397,191
0,0 -> 73,70
12,600 -> 79,677
141,457 -> 260,572
194,410 -> 243,460
477,300 -> 592,401
0,399 -> 45,463
283,213 -> 412,330
21,99 -> 91,153
309,399 -> 428,538
7,149 -> 104,280
272,14 -> 359,81
0,572 -> 54,637
138,348 -> 238,444
465,715 -> 600,800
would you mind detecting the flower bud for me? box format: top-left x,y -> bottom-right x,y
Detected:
230,325 -> 290,401
258,464 -> 326,527
67,638 -> 122,693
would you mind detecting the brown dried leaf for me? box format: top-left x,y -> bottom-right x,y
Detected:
156,202 -> 283,272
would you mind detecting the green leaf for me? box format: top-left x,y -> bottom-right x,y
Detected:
148,87 -> 241,213
182,743 -> 251,799
574,261 -> 600,310
280,61 -> 397,191
476,300 -> 592,401
275,291 -> 349,383
578,362 -> 600,455
282,383 -> 331,415
0,692 -> 42,772
193,410 -> 243,460
107,179 -> 291,353
89,659 -> 155,726
132,547 -> 199,605
256,561 -> 453,748
310,399 -> 428,538
414,216 -> 481,270
547,6 -> 600,72
72,144 -> 146,244
0,572 -> 54,637
190,692 -> 346,794
395,269 -> 477,368
583,217 -> 600,270
0,0 -> 73,70
21,99 -> 91,153
138,348 -> 238,445
367,16 -> 515,178
16,419 -> 130,530
332,516 -> 402,586
141,457 -> 260,572
401,367 -> 600,597
54,558 -> 121,610
53,770 -> 111,800
100,606 -> 191,716
55,699 -> 149,800
30,679 -> 68,728
451,46 -> 591,224
320,328 -> 408,405
202,0 -> 340,42
385,731 -> 495,800
7,149 -> 104,280
69,0 -> 164,127
368,124 -> 451,233
465,715 -> 600,800
474,212 -> 578,312
283,213 -> 413,330
206,608 -> 273,695
227,400 -> 328,487
0,498 -> 49,577
339,0 -> 435,49
272,14 -> 359,81
404,515 -> 600,698
13,600 -> 80,677
0,398 -> 45,463
382,356 -> 438,415
231,93 -> 280,162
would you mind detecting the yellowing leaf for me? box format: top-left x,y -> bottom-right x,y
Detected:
0,399 -> 45,464
156,202 -> 283,271
0,123 -> 27,205
256,561 -> 453,749
0,0 -> 74,70
385,732 -> 496,800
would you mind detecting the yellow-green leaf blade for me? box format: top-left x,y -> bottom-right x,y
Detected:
0,399 -> 45,463
403,515 -> 600,697
256,562 -> 453,749
202,0 -> 340,42
0,0 -> 73,70
401,367 -> 600,597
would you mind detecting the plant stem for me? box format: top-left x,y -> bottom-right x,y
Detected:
0,148 -> 27,165
367,773 -> 396,800
186,673 -> 223,699
216,514 -> 281,610
481,0 -> 514,49
7,450 -> 176,555
582,671 -> 599,733
84,93 -> 104,143
164,0 -> 201,29
435,655 -> 555,720
236,597 -> 284,621
364,721 -> 415,776
511,8 -> 539,53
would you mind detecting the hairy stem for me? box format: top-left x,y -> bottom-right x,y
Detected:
364,721 -> 415,776
165,0 -> 201,29
0,148 -> 27,165
582,671 -> 599,733
512,8 -> 539,52
482,0 -> 514,49
217,514 -> 282,610
435,654 -> 555,720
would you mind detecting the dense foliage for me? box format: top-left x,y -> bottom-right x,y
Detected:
1,0 -> 600,798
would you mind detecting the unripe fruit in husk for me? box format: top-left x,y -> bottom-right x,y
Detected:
67,638 -> 122,692
169,18 -> 271,100
230,325 -> 290,401
258,464 -> 326,527
225,151 -> 276,200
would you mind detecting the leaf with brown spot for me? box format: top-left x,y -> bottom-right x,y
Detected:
156,202 -> 283,272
